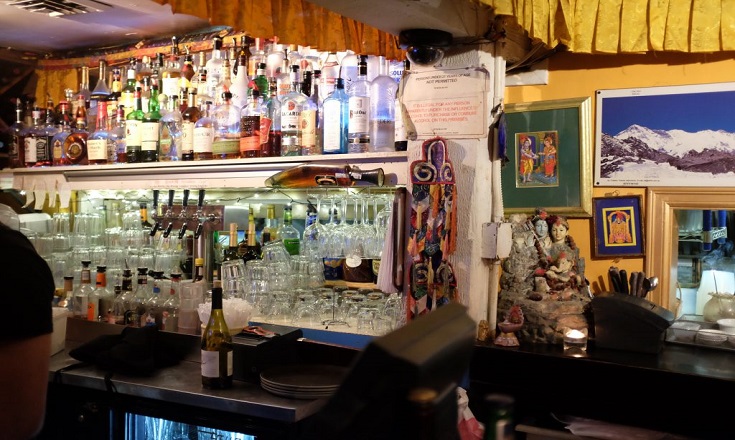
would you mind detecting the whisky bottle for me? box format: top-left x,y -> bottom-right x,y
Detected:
51,99 -> 72,166
87,100 -> 111,165
141,84 -> 162,162
23,106 -> 44,168
8,98 -> 27,168
181,88 -> 200,161
265,164 -> 385,188
63,95 -> 89,165
125,87 -> 144,163
239,89 -> 262,158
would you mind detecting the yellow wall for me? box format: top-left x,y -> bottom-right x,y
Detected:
504,50 -> 735,294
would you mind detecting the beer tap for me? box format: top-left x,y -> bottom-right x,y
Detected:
194,189 -> 206,239
162,190 -> 176,238
177,189 -> 191,240
149,189 -> 161,237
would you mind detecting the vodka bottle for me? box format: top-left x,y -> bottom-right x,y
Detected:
369,57 -> 397,152
347,55 -> 371,152
279,65 -> 307,156
340,51 -> 359,94
193,101 -> 214,160
159,95 -> 183,161
322,78 -> 349,154
205,36 -> 225,103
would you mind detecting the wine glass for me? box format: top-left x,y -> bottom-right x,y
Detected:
302,191 -> 324,258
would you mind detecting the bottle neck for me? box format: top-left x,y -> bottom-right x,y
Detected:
211,287 -> 223,310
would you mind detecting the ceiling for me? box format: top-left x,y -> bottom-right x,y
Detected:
0,0 -> 212,55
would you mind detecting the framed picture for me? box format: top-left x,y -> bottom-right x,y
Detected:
501,97 -> 593,217
592,195 -> 644,258
595,82 -> 735,187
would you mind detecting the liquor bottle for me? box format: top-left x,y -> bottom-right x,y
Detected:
110,67 -> 122,101
394,59 -> 410,152
193,257 -> 205,282
181,52 -> 196,91
63,95 -> 89,165
109,105 -> 127,163
121,58 -> 138,117
72,260 -> 94,319
215,58 -> 232,105
159,94 -> 182,161
193,101 -> 215,160
253,62 -> 269,97
192,52 -> 209,103
261,81 -> 281,157
369,56 -> 397,152
482,394 -> 515,440
322,77 -> 349,154
93,265 -> 115,323
239,89 -> 262,158
126,87 -> 145,163
87,100 -> 111,165
181,88 -> 200,161
211,92 -> 240,159
163,272 -> 182,332
320,51 -> 340,101
36,101 -> 57,167
161,36 -> 182,100
73,65 -> 91,121
141,84 -> 162,162
265,163 -> 385,188
239,208 -> 261,263
8,98 -> 27,168
275,57 -> 291,97
131,266 -> 151,327
23,106 -> 44,168
205,36 -> 225,103
112,268 -> 133,325
230,54 -> 250,110
51,99 -> 72,166
201,285 -> 233,389
280,65 -> 307,156
261,204 -> 278,245
340,51 -> 359,94
223,222 -> 241,264
347,55 -> 371,152
277,204 -> 300,255
90,60 -> 112,132
142,271 -> 166,328
300,71 -> 319,156
248,38 -> 266,79
139,202 -> 154,229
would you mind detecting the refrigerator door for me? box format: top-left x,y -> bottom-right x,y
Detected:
125,413 -> 253,440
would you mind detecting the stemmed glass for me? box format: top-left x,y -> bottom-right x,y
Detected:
328,195 -> 350,258
302,191 -> 324,258
372,193 -> 393,258
319,195 -> 339,258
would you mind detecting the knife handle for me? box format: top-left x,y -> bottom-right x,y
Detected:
619,270 -> 629,295
609,267 -> 621,293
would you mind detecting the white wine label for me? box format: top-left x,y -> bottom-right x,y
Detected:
201,350 -> 219,378
125,120 -> 141,146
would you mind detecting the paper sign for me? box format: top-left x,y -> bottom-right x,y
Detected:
402,67 -> 489,139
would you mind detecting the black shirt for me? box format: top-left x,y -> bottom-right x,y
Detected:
0,223 -> 54,341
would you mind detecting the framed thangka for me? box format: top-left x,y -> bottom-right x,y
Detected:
501,97 -> 593,217
592,195 -> 644,258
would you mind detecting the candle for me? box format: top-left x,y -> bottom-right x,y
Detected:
563,328 -> 588,351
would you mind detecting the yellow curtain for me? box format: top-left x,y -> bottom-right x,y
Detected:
34,68 -> 78,109
152,0 -> 403,59
485,0 -> 735,53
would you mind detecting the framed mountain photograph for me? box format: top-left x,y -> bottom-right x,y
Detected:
594,82 -> 735,187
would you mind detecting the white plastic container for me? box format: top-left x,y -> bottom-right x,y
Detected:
51,307 -> 70,355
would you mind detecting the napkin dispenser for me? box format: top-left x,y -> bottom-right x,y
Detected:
591,292 -> 674,353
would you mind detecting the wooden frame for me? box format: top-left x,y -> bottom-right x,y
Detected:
645,187 -> 735,313
592,195 -> 644,258
501,97 -> 593,217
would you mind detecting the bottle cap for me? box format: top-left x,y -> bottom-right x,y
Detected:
195,257 -> 204,265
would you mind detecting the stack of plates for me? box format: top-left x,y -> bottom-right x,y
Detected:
696,329 -> 728,346
260,364 -> 348,399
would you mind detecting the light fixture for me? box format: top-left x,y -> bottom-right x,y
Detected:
398,28 -> 453,67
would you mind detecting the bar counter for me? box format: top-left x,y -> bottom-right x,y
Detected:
468,339 -> 735,439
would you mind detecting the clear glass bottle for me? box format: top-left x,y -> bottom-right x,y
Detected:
109,104 -> 127,164
369,56 -> 397,152
262,81 -> 281,157
51,99 -> 72,166
125,87 -> 144,163
300,72 -> 319,156
277,204 -> 301,256
163,272 -> 182,332
159,94 -> 182,161
73,65 -> 91,122
141,84 -> 162,162
181,88 -> 200,161
205,36 -> 225,104
131,267 -> 151,327
90,60 -> 112,132
280,65 -> 307,156
94,265 -> 115,323
193,101 -> 215,160
141,271 -> 166,328
248,38 -> 266,79
239,89 -> 263,158
322,77 -> 349,154
340,51 -> 359,94
347,55 -> 371,152
275,56 -> 291,97
63,95 -> 89,165
320,51 -> 340,102
72,260 -> 94,319
37,100 -> 58,167
8,98 -> 27,168
192,52 -> 209,103
112,268 -> 133,325
230,54 -> 251,110
211,92 -> 241,159
87,100 -> 111,165
23,106 -> 45,168
161,36 -> 182,100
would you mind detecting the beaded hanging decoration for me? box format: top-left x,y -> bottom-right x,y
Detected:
407,137 -> 458,319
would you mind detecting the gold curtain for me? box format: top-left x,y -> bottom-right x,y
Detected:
485,0 -> 735,53
152,0 -> 403,59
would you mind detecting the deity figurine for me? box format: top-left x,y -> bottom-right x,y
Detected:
494,304 -> 524,347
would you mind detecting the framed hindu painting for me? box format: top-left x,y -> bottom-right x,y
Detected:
592,195 -> 644,258
501,97 -> 593,217
595,82 -> 735,187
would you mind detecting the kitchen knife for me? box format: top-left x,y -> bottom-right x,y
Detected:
629,272 -> 638,297
619,269 -> 629,295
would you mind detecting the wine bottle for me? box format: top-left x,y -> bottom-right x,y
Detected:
201,285 -> 233,389
265,164 -> 384,188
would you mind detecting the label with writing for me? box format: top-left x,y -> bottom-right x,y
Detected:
193,126 -> 214,153
181,121 -> 195,154
140,121 -> 160,151
348,96 -> 369,134
87,139 -> 107,161
125,119 -> 141,146
300,109 -> 316,148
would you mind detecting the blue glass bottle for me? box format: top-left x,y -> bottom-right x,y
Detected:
322,78 -> 349,154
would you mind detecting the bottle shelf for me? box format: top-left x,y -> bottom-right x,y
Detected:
0,152 -> 408,191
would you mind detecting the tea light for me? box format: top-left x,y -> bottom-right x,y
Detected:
563,328 -> 588,351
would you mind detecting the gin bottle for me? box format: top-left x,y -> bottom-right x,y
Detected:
322,78 -> 349,154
